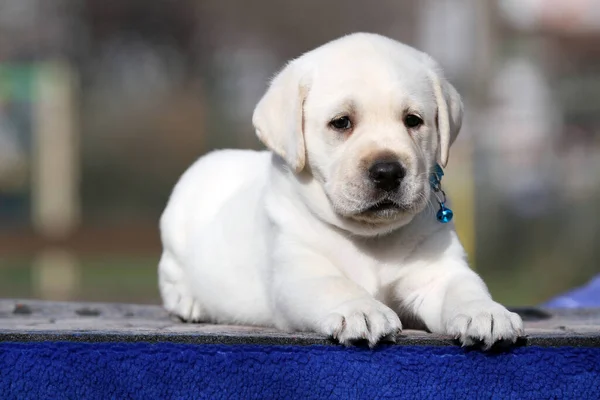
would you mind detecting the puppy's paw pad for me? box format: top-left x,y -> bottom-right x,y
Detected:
445,301 -> 523,350
320,299 -> 401,347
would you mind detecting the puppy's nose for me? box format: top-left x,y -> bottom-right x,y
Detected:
368,161 -> 406,191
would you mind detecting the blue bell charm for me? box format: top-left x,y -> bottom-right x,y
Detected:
436,203 -> 453,223
430,163 -> 454,224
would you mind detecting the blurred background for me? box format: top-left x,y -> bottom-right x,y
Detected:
0,0 -> 599,306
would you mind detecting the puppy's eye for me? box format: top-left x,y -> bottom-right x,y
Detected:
404,114 -> 423,128
329,116 -> 352,131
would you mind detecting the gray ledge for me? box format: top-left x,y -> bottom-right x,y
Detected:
1,299 -> 599,348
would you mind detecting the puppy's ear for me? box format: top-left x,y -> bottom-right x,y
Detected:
252,61 -> 309,173
429,71 -> 463,167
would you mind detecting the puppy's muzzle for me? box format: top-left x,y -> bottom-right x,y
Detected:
368,160 -> 406,192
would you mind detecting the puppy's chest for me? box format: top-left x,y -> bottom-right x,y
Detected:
330,239 -> 412,296
331,248 -> 377,294
331,239 -> 401,295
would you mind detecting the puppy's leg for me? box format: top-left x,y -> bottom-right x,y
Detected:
271,249 -> 401,347
393,231 -> 523,349
158,251 -> 204,322
439,272 -> 524,348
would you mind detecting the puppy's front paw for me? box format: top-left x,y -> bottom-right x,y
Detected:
444,301 -> 524,350
319,299 -> 402,347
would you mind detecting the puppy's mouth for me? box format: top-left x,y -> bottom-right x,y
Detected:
346,199 -> 407,224
358,199 -> 412,218
366,199 -> 401,213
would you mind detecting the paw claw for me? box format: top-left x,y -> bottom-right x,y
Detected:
320,299 -> 402,347
444,301 -> 523,350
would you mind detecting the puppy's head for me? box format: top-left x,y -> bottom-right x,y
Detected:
253,33 -> 463,236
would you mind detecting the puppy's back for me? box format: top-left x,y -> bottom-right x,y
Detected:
160,149 -> 271,257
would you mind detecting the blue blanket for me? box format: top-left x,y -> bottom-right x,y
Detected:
545,274 -> 600,308
2,342 -> 599,399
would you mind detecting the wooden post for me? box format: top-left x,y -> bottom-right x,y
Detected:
30,60 -> 80,300
416,0 -> 498,267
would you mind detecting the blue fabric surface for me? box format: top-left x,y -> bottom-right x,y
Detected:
1,342 -> 600,399
545,274 -> 600,308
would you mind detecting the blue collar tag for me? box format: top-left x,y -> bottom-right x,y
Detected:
430,164 -> 453,223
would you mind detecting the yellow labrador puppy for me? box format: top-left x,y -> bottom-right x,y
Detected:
159,33 -> 523,348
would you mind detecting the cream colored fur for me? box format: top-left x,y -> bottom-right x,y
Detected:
158,33 -> 523,348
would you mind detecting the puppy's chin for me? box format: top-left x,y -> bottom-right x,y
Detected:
332,196 -> 428,237
343,211 -> 416,237
351,204 -> 416,223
